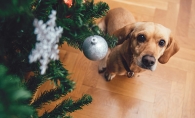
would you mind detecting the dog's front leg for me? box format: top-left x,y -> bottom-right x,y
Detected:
98,58 -> 107,73
104,71 -> 116,81
98,49 -> 110,73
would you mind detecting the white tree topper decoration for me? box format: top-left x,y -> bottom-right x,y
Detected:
29,10 -> 63,75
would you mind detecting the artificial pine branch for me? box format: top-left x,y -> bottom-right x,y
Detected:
27,60 -> 75,109
25,60 -> 72,92
56,0 -> 117,49
0,0 -> 32,17
31,0 -> 58,22
0,65 -> 36,118
42,61 -> 70,83
40,94 -> 92,118
31,81 -> 74,109
66,94 -> 93,113
31,0 -> 116,49
83,1 -> 109,19
25,75 -> 46,99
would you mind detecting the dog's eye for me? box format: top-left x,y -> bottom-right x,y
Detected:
159,39 -> 166,47
137,34 -> 146,43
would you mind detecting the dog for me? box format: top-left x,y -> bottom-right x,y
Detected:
97,7 -> 180,81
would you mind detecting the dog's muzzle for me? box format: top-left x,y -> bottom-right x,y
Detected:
141,55 -> 156,70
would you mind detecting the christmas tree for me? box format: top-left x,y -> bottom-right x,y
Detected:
0,0 -> 117,117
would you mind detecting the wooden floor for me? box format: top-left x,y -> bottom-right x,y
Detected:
39,0 -> 195,118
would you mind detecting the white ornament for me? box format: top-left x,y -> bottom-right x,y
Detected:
29,10 -> 63,75
82,35 -> 108,61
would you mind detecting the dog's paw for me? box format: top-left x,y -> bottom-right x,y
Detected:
98,63 -> 106,73
104,72 -> 116,81
98,58 -> 107,73
104,72 -> 110,81
98,67 -> 106,73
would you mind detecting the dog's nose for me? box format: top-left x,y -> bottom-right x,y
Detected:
142,55 -> 156,68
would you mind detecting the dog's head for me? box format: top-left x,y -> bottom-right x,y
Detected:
113,22 -> 179,71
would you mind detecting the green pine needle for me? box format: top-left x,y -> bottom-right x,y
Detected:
40,94 -> 92,118
0,0 -> 32,17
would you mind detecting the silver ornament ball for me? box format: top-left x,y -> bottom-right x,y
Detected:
82,35 -> 108,61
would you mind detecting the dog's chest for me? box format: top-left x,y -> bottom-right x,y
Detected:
130,62 -> 145,73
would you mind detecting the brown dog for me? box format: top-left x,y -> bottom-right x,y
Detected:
98,7 -> 179,81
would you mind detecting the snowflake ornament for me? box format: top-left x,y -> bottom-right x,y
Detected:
29,10 -> 63,75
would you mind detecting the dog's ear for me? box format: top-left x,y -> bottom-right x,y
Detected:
158,36 -> 180,64
113,23 -> 135,45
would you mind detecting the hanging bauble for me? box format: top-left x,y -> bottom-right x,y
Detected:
82,35 -> 108,61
